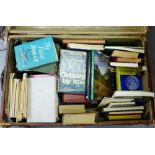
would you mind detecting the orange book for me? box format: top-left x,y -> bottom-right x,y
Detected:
112,57 -> 141,63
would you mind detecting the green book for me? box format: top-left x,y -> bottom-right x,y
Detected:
90,50 -> 95,100
30,43 -> 60,73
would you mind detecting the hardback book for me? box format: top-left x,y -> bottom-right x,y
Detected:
27,74 -> 58,123
29,43 -> 60,73
63,39 -> 106,45
111,50 -> 139,59
14,36 -> 58,71
90,51 -> 111,100
105,46 -> 145,53
112,57 -> 141,63
67,43 -> 104,51
108,102 -> 136,108
110,62 -> 138,68
59,105 -> 86,114
62,94 -> 87,103
116,67 -> 143,91
106,114 -> 141,120
112,91 -> 155,98
58,49 -> 87,94
62,113 -> 96,125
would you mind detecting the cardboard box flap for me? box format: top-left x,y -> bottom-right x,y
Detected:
9,26 -> 147,36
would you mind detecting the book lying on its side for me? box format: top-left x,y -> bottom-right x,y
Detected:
67,43 -> 104,50
108,102 -> 136,108
112,57 -> 141,63
62,113 -> 96,125
111,50 -> 139,58
63,39 -> 106,45
108,110 -> 143,115
105,46 -> 145,53
112,91 -> 155,98
110,62 -> 138,68
59,105 -> 86,114
107,114 -> 141,120
62,94 -> 87,103
103,105 -> 144,112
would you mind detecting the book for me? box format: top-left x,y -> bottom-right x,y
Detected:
62,113 -> 96,125
14,36 -> 58,71
108,102 -> 136,108
110,62 -> 138,68
62,94 -> 87,103
112,91 -> 155,98
59,105 -> 85,114
112,57 -> 141,63
27,74 -> 58,123
108,110 -> 143,115
103,105 -> 144,112
29,43 -> 60,73
111,50 -> 139,58
67,43 -> 104,51
106,114 -> 141,120
98,97 -> 134,108
63,39 -> 105,45
116,67 -> 143,91
58,49 -> 87,94
91,51 -> 111,100
105,46 -> 145,53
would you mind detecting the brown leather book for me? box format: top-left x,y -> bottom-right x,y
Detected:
62,94 -> 87,103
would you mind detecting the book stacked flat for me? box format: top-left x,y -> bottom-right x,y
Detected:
99,98 -> 144,120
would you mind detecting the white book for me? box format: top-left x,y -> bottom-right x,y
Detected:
27,75 -> 58,123
108,102 -> 136,108
105,46 -> 144,53
110,62 -> 138,68
67,43 -> 104,50
98,97 -> 134,107
112,91 -> 155,98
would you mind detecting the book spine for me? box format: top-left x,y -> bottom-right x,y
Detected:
90,50 -> 95,100
86,51 -> 91,100
116,67 -> 121,91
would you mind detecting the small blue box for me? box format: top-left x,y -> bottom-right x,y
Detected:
120,75 -> 143,90
14,36 -> 58,71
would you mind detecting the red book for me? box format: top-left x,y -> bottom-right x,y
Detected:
62,94 -> 87,103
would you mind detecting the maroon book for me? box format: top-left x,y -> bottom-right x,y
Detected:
62,94 -> 87,103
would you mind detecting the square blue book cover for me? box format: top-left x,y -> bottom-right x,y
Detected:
14,36 -> 58,71
120,75 -> 143,90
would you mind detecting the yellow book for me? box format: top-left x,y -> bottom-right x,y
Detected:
107,114 -> 141,120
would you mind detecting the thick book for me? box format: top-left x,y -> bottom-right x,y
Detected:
112,57 -> 141,63
59,105 -> 86,114
58,49 -> 87,94
62,94 -> 87,103
27,74 -> 58,123
105,46 -> 145,53
111,50 -> 139,59
62,113 -> 96,125
116,67 -> 143,91
112,91 -> 155,98
110,62 -> 138,68
14,36 -> 58,71
67,43 -> 104,51
91,51 -> 111,100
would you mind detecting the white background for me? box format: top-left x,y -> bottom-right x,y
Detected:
0,0 -> 155,155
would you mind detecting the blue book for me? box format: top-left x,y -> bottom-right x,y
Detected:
120,75 -> 143,90
14,36 -> 58,71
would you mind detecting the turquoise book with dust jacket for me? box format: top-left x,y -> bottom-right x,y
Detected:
14,36 -> 58,71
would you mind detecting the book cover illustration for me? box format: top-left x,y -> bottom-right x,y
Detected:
58,49 -> 87,94
14,36 -> 58,71
116,67 -> 143,91
93,51 -> 111,100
